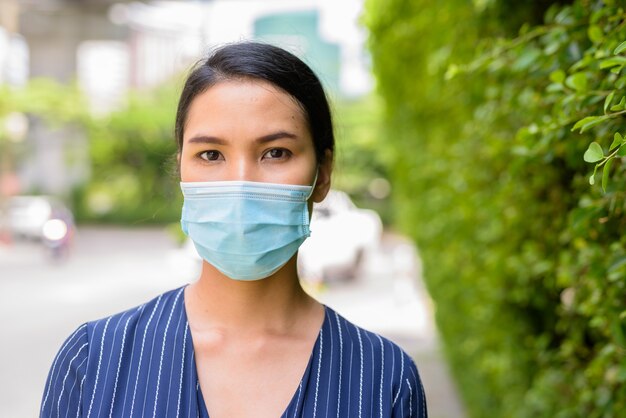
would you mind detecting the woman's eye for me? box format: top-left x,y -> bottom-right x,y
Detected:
199,150 -> 223,161
264,148 -> 290,160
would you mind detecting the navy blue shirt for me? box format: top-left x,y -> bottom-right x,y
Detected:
40,286 -> 427,417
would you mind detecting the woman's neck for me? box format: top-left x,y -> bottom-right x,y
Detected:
184,256 -> 319,336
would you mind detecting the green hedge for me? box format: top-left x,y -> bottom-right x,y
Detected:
365,0 -> 626,416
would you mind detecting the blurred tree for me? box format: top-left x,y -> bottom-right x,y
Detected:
73,83 -> 180,224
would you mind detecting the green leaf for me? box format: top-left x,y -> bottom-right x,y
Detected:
615,41 -> 626,55
611,258 -> 626,273
599,57 -> 626,69
571,55 -> 593,72
610,96 -> 626,111
619,146 -> 626,157
572,116 -> 606,133
546,83 -> 564,93
584,142 -> 604,163
602,157 -> 613,193
588,25 -> 603,43
444,64 -> 460,80
512,48 -> 541,71
565,72 -> 588,92
604,91 -> 615,113
610,132 -> 623,151
549,69 -> 566,84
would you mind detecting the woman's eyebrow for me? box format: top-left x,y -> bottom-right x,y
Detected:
256,131 -> 298,143
187,135 -> 227,145
186,131 -> 298,145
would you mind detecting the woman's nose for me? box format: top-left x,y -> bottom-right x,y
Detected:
227,157 -> 256,182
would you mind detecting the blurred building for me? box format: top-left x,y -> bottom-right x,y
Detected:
254,10 -> 340,93
1,0 -> 197,196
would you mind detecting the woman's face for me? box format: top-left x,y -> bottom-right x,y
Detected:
180,79 -> 327,196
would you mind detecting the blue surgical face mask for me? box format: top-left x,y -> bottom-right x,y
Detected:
180,175 -> 317,281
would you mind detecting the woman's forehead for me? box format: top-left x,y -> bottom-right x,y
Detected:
187,80 -> 306,122
195,78 -> 303,110
184,80 -> 309,134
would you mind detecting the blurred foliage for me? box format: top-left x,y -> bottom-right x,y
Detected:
333,94 -> 394,224
365,0 -> 626,416
0,79 -> 88,159
72,84 -> 180,224
0,78 -> 88,123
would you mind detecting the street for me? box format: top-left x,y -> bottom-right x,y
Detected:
0,227 -> 464,418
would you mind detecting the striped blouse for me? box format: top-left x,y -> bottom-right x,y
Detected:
40,286 -> 427,417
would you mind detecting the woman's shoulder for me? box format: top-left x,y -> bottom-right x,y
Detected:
46,285 -> 188,375
40,286 -> 191,417
46,285 -> 188,388
324,305 -> 418,367
323,306 -> 424,386
320,306 -> 427,416
84,285 -> 187,341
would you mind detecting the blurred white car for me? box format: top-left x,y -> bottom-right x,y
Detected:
298,190 -> 383,283
1,196 -> 75,251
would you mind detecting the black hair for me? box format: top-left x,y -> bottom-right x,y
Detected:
175,41 -> 334,164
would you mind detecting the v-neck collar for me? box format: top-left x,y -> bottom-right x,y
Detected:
181,289 -> 329,418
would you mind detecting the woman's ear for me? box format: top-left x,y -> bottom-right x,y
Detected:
312,149 -> 333,203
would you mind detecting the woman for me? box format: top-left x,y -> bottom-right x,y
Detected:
40,42 -> 427,418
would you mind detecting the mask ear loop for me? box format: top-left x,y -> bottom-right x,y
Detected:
306,166 -> 320,200
303,167 -> 319,233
